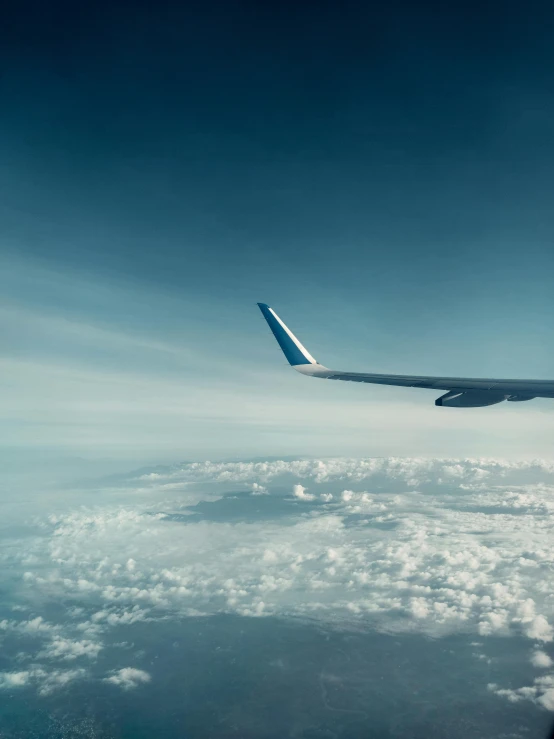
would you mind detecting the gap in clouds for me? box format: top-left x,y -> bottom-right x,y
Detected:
1,615 -> 550,739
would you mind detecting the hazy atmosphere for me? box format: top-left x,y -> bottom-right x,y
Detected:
2,1 -> 554,737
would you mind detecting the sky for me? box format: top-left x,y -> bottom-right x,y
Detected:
2,0 -> 554,468
4,6 -> 554,735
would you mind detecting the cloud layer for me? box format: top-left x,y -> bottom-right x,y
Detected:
2,457 -> 554,707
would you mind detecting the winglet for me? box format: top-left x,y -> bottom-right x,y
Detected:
257,303 -> 317,366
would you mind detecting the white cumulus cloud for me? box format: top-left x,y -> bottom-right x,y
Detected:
38,638 -> 102,661
531,650 -> 553,669
0,668 -> 87,696
292,484 -> 315,501
105,668 -> 151,690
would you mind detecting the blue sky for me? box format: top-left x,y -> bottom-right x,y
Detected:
2,1 -> 554,467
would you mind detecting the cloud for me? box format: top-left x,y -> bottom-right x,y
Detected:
0,616 -> 59,636
130,457 -> 554,492
38,638 -> 102,661
91,606 -> 149,626
13,458 -> 554,642
292,484 -> 315,501
0,672 -> 31,689
0,668 -> 87,696
251,483 -> 268,495
37,669 -> 87,696
104,668 -> 151,690
525,615 -> 553,642
6,456 -> 554,701
489,675 -> 554,712
531,650 -> 553,669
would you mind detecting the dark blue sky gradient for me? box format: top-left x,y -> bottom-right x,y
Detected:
3,1 -> 554,296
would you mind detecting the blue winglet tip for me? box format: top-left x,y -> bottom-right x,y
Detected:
257,303 -> 272,319
256,302 -> 314,366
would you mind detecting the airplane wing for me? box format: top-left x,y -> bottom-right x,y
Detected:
257,303 -> 554,407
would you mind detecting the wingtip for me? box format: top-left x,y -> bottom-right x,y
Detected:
256,303 -> 317,366
257,303 -> 271,319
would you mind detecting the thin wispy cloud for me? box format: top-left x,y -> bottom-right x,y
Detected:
2,257 -> 554,462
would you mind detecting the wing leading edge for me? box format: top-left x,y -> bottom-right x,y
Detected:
257,303 -> 554,408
